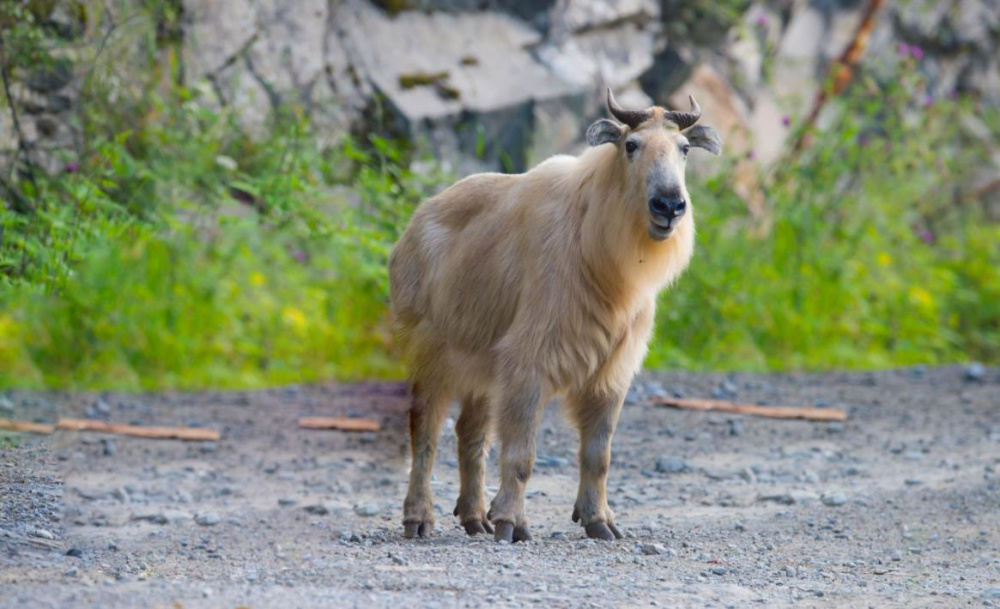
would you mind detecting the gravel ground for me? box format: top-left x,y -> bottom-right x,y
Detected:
1,366 -> 999,608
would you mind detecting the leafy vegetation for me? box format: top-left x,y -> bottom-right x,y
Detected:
0,6 -> 997,390
647,70 -> 1000,370
0,86 -> 441,389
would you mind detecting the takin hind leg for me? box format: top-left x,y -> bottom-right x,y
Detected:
402,381 -> 451,539
453,394 -> 494,536
567,385 -> 626,541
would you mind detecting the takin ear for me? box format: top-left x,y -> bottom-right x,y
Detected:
683,125 -> 723,156
586,119 -> 625,147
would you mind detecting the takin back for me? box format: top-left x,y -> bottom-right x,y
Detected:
388,87 -> 722,543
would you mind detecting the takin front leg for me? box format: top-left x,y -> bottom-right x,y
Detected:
402,383 -> 450,539
569,386 -> 626,541
453,394 -> 494,536
488,382 -> 543,543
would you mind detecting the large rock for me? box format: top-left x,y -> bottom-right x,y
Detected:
370,0 -> 557,26
339,1 -> 584,171
182,0 -> 338,134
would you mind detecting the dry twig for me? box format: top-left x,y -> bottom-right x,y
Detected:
55,418 -> 221,441
654,397 -> 848,422
299,417 -> 381,432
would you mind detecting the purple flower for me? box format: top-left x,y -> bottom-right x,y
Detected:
919,231 -> 934,244
294,251 -> 308,264
746,150 -> 757,160
781,115 -> 791,127
64,163 -> 79,173
922,94 -> 934,108
897,42 -> 910,56
909,45 -> 924,60
948,89 -> 959,100
755,14 -> 769,27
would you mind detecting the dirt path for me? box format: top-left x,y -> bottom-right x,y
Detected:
1,367 -> 999,607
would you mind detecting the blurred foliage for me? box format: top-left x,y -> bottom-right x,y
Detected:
0,84 -> 442,389
646,67 -> 1000,371
0,4 -> 998,390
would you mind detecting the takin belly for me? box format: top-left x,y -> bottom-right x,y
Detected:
498,301 -> 655,395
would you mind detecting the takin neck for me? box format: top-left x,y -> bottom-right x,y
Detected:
572,146 -> 696,313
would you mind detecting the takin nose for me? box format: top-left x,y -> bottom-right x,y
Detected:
648,195 -> 687,220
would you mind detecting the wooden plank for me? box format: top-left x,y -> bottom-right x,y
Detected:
654,397 -> 848,422
55,418 -> 221,441
0,419 -> 55,435
299,417 -> 381,432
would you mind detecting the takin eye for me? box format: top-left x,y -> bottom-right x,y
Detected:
681,143 -> 691,156
625,140 -> 639,155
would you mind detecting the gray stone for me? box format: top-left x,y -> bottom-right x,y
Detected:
964,362 -> 986,382
536,22 -> 657,91
354,504 -> 380,517
304,504 -> 329,516
640,542 -> 670,555
821,492 -> 847,507
195,513 -> 222,526
655,456 -> 691,474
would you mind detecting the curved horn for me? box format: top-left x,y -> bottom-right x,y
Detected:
664,95 -> 702,130
606,87 -> 652,129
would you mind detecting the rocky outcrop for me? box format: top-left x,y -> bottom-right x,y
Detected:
3,0 -> 999,176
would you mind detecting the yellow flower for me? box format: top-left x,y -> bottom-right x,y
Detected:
877,252 -> 892,267
282,306 -> 308,332
250,272 -> 266,287
909,286 -> 934,308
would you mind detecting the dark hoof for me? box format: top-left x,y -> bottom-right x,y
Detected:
495,521 -> 514,542
403,521 -> 433,539
493,521 -> 532,543
585,521 -> 623,541
572,506 -> 580,523
463,520 -> 495,536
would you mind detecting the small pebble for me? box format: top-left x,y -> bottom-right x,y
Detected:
32,529 -> 55,540
821,492 -> 847,507
195,513 -> 221,526
354,504 -> 380,517
655,456 -> 690,474
640,543 -> 669,556
712,566 -> 727,576
964,362 -> 985,382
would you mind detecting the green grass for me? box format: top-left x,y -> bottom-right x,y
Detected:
0,62 -> 998,390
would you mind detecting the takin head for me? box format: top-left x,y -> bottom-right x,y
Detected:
586,87 -> 723,242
